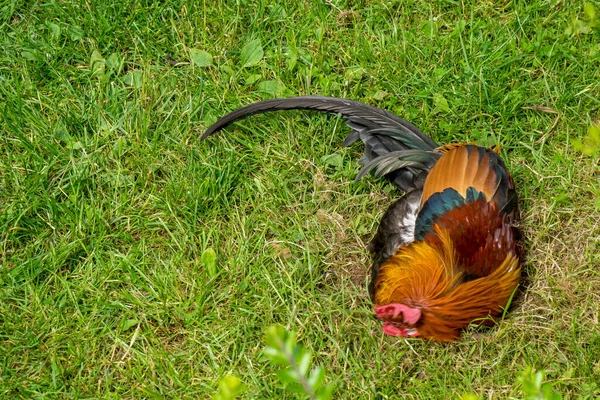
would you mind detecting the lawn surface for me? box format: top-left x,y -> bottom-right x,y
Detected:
1,0 -> 600,398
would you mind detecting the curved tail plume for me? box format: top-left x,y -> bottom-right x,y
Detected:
202,96 -> 439,192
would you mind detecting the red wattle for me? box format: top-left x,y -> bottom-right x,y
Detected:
381,322 -> 408,337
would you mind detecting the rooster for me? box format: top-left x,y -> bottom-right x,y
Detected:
202,96 -> 521,342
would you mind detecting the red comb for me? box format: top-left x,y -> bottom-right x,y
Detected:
375,304 -> 421,325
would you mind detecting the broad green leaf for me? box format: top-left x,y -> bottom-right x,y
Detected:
47,22 -> 61,37
190,48 -> 213,67
54,124 -> 72,144
220,64 -> 235,77
201,248 -> 217,277
315,26 -> 324,43
589,124 -> 600,141
433,93 -> 450,114
276,369 -> 300,384
307,366 -> 325,390
240,39 -> 263,68
286,47 -> 298,71
119,318 -> 138,331
245,74 -> 262,86
263,347 -> 288,365
256,80 -> 286,96
122,70 -> 143,88
573,125 -> 600,156
265,325 -> 287,348
315,383 -> 335,400
584,2 -> 596,21
283,330 -> 296,355
421,20 -> 436,38
106,53 -> 123,71
263,347 -> 289,365
534,371 -> 543,388
371,90 -> 389,101
344,66 -> 365,80
113,137 -> 127,157
284,383 -> 305,394
214,375 -> 246,400
21,50 -> 42,61
68,25 -> 84,40
321,153 -> 343,168
90,49 -> 105,76
518,367 -> 563,400
68,141 -> 83,150
264,325 -> 292,365
268,5 -> 287,18
453,19 -> 466,36
296,350 -> 311,376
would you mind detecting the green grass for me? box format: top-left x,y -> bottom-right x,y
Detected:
1,0 -> 599,398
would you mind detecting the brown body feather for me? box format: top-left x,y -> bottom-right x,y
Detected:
421,146 -> 502,206
374,145 -> 521,342
423,199 -> 517,277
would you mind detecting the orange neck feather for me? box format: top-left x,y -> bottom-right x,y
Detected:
374,228 -> 463,307
374,227 -> 521,342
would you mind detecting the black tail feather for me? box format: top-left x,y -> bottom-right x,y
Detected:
202,96 -> 439,191
202,96 -> 434,144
